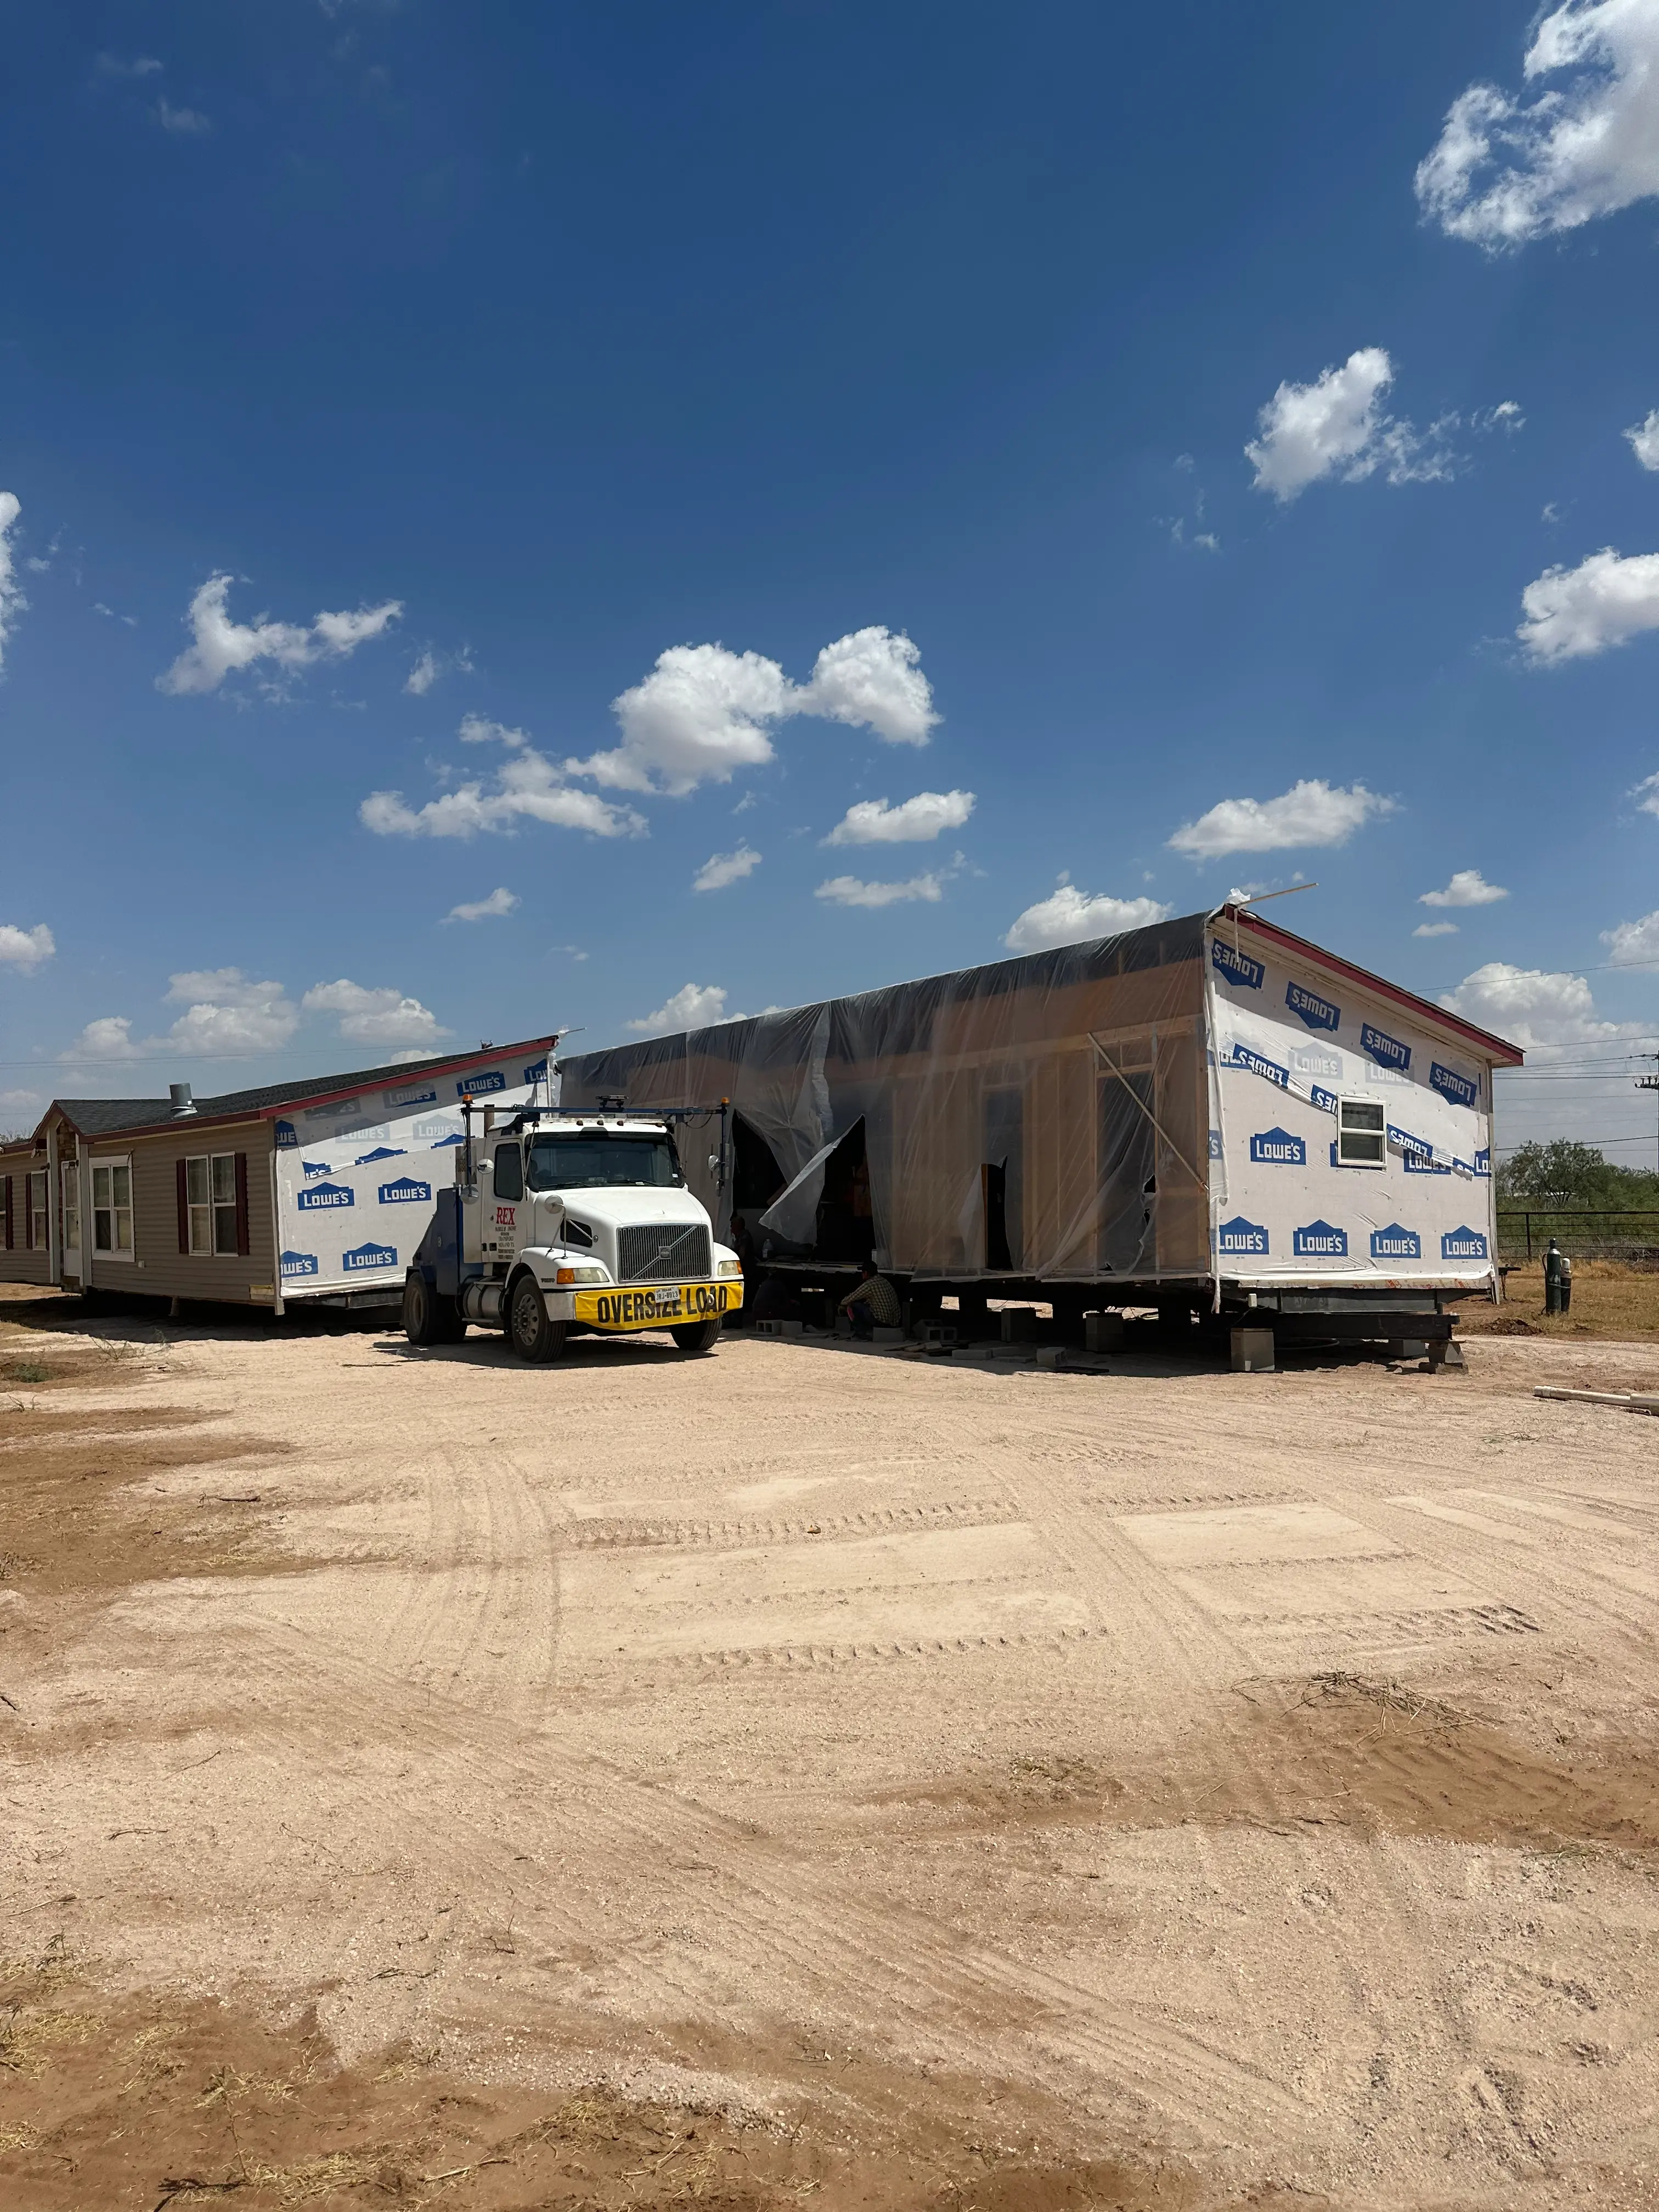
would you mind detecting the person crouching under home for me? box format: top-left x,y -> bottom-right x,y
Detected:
839,1259 -> 901,1340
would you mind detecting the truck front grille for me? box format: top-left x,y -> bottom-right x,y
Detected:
617,1222 -> 712,1282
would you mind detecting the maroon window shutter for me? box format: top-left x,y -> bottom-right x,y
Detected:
177,1158 -> 189,1254
234,1152 -> 250,1257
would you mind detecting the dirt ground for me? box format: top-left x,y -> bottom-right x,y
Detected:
3,1293 -> 1658,2211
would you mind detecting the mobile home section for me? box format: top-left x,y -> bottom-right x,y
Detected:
1206,922 -> 1499,1290
272,1046 -> 549,1299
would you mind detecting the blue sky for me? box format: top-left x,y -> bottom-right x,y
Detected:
4,2 -> 1659,1154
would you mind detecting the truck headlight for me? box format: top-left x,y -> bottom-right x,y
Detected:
556,1264 -> 608,1284
718,1258 -> 743,1277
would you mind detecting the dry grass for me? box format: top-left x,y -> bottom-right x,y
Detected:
1458,1260 -> 1659,1342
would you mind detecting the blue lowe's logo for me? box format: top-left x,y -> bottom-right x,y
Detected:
1404,1152 -> 1451,1175
279,1249 -> 319,1278
1475,1148 -> 1491,1176
1208,1128 -> 1223,1161
296,1181 -> 354,1211
1212,940 -> 1265,991
342,1240 -> 397,1272
384,1084 -> 438,1110
274,1119 -> 297,1149
379,1176 -> 432,1204
356,1146 -> 404,1165
1430,1061 -> 1479,1109
1387,1122 -> 1434,1162
1361,1023 -> 1412,1073
1442,1225 -> 1488,1260
1218,1215 -> 1269,1254
523,1058 -> 548,1084
306,1097 -> 357,1120
1311,1085 -> 1339,1115
1250,1126 -> 1306,1165
1227,1042 -> 1289,1089
1294,1220 -> 1348,1257
458,1069 -> 506,1097
1370,1223 -> 1421,1260
429,1132 -> 464,1147
1291,1046 -> 1342,1083
301,1159 -> 334,1180
1286,980 -> 1340,1032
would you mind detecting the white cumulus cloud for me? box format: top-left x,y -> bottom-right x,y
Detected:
64,1016 -> 142,1062
405,644 -> 473,697
1517,546 -> 1659,661
824,789 -> 975,845
1630,769 -> 1659,815
1627,409 -> 1659,470
1441,963 -> 1637,1051
1420,868 -> 1509,907
1413,921 -> 1460,938
1169,780 -> 1395,859
159,573 -> 402,696
155,97 -> 210,134
1245,350 -> 1457,501
572,627 -> 937,795
445,887 -> 518,923
0,492 -> 29,674
1004,884 -> 1172,953
692,847 -> 761,893
1601,909 -> 1659,963
628,983 -> 747,1034
302,979 -> 450,1049
162,968 -> 300,1054
793,627 -> 938,746
814,870 -> 946,909
1416,0 -> 1659,249
0,922 -> 54,972
362,715 -> 645,840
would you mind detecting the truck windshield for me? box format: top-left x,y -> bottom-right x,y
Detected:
524,1135 -> 682,1191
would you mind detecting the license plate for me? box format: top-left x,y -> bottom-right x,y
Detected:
572,1280 -> 740,1330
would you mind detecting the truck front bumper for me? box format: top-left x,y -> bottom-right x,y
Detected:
548,1279 -> 743,1331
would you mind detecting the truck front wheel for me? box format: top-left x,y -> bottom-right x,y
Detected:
509,1274 -> 567,1364
404,1271 -> 462,1347
670,1317 -> 723,1353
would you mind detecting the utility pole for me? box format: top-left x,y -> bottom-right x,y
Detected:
1639,1054 -> 1659,1176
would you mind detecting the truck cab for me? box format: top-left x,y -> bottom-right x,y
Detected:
403,1109 -> 743,1361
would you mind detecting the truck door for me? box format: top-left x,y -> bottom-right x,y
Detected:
485,1141 -> 523,1266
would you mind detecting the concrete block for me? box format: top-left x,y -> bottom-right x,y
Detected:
1085,1312 -> 1125,1353
1231,1325 -> 1275,1374
753,1318 -> 803,1337
1034,1345 -> 1065,1369
1000,1308 -> 1039,1343
920,1322 -> 957,1356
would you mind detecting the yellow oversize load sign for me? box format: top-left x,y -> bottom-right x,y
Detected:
574,1280 -> 742,1331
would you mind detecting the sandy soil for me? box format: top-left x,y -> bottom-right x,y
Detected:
3,1298 -> 1658,2210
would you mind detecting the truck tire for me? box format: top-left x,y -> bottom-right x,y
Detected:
670,1317 -> 723,1353
509,1273 -> 567,1363
403,1271 -> 461,1347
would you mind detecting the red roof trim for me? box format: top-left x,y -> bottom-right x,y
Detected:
1224,909 -> 1525,1066
253,1035 -> 558,1122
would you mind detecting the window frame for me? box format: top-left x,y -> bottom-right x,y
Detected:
26,1168 -> 48,1254
61,1162 -> 80,1252
91,1155 -> 136,1258
184,1151 -> 241,1257
1336,1097 -> 1387,1170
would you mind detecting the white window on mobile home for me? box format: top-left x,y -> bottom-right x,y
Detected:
185,1153 -> 240,1256
1337,1098 -> 1386,1167
92,1159 -> 134,1255
27,1170 -> 47,1252
61,1165 -> 80,1251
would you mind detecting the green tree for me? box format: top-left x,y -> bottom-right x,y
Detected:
1498,1140 -> 1659,1210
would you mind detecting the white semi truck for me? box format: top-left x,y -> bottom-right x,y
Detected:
402,1104 -> 743,1359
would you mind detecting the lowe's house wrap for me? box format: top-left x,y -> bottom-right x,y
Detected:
559,904 -> 1520,1346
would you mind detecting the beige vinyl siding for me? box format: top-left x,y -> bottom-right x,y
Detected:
0,1148 -> 52,1286
104,1118 -> 278,1305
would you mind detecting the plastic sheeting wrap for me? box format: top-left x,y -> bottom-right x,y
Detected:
562,916 -> 1209,1284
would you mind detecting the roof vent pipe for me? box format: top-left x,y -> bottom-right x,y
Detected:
170,1082 -> 196,1118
